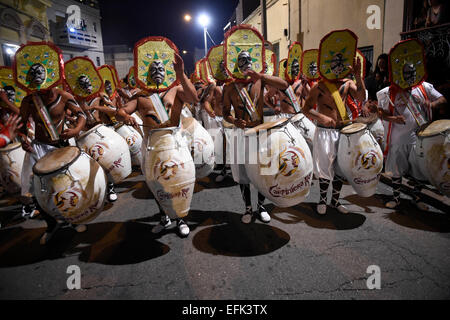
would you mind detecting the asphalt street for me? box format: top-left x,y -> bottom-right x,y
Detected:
0,167 -> 449,300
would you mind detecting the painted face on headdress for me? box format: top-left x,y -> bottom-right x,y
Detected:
402,63 -> 417,86
238,51 -> 252,73
150,60 -> 165,85
3,86 -> 16,103
27,63 -> 46,86
291,59 -> 300,78
77,75 -> 93,94
330,53 -> 346,75
308,61 -> 318,77
129,73 -> 136,87
104,80 -> 113,96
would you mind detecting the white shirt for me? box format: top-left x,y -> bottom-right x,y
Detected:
377,82 -> 443,145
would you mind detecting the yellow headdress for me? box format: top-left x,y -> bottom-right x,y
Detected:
0,66 -> 26,107
301,49 -> 319,81
286,42 -> 303,83
278,58 -> 287,80
355,49 -> 366,80
64,57 -> 103,100
318,29 -> 358,81
133,36 -> 179,93
98,65 -> 118,98
200,58 -> 215,84
127,67 -> 137,88
13,41 -> 64,93
224,24 -> 265,82
264,41 -> 276,76
207,44 -> 230,82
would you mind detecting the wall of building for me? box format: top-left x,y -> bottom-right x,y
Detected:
104,45 -> 133,79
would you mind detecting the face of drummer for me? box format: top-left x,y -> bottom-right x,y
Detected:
219,60 -> 227,76
402,63 -> 417,85
238,51 -> 252,73
330,53 -> 346,75
3,86 -> 16,103
27,63 -> 46,86
77,75 -> 93,94
291,59 -> 300,78
150,60 -> 165,85
104,80 -> 113,96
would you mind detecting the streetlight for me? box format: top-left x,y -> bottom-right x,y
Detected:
197,13 -> 210,56
182,50 -> 187,54
184,14 -> 191,22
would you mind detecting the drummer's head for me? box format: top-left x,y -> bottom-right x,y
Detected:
219,60 -> 227,76
3,85 -> 16,103
238,51 -> 252,73
330,53 -> 345,75
77,75 -> 93,94
291,58 -> 300,78
402,63 -> 417,86
150,60 -> 165,85
104,80 -> 113,96
26,63 -> 46,86
308,61 -> 318,77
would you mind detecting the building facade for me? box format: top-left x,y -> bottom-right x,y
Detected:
0,0 -> 104,67
103,44 -> 133,80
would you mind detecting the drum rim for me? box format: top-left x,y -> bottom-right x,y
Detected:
290,112 -> 306,123
417,120 -> 450,137
245,118 -> 289,136
32,146 -> 82,176
340,122 -> 367,134
0,141 -> 22,152
77,123 -> 104,140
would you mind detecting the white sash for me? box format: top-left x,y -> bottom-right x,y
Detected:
150,93 -> 169,123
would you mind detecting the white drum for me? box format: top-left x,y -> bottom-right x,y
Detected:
245,118 -> 314,207
414,120 -> 450,197
0,142 -> 25,194
337,123 -> 383,197
290,113 -> 316,152
367,117 -> 385,150
142,127 -> 196,219
181,117 -> 215,179
32,146 -> 107,224
76,124 -> 132,184
115,123 -> 143,167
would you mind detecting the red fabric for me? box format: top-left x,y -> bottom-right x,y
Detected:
345,94 -> 360,120
0,123 -> 11,148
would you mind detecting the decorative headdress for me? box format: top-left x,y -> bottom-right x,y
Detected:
318,29 -> 358,81
98,65 -> 118,98
301,49 -> 320,81
224,24 -> 265,82
207,44 -> 231,82
0,66 -> 26,107
127,67 -> 137,88
200,58 -> 215,84
388,39 -> 426,90
13,41 -> 64,93
264,41 -> 276,76
64,57 -> 103,100
285,42 -> 303,83
278,58 -> 287,80
133,36 -> 179,93
355,49 -> 366,80
193,60 -> 206,84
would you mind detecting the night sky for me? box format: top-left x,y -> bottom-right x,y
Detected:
98,0 -> 239,72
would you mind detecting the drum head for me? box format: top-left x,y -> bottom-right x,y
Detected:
245,118 -> 288,136
341,122 -> 367,134
78,124 -> 103,140
291,113 -> 305,123
33,146 -> 81,175
181,117 -> 196,129
0,142 -> 21,152
418,120 -> 450,137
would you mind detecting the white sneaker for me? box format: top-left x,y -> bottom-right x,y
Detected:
414,200 -> 430,211
257,206 -> 271,223
385,200 -> 400,209
241,207 -> 253,224
177,219 -> 190,237
332,204 -> 349,214
107,184 -> 118,202
152,215 -> 171,234
316,204 -> 327,215
215,174 -> 225,182
72,224 -> 87,233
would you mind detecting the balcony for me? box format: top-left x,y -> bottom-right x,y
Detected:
53,22 -> 99,49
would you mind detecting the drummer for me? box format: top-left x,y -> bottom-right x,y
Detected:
222,41 -> 290,223
303,56 -> 366,215
16,43 -> 88,245
376,40 -> 447,210
0,86 -> 20,120
118,51 -> 198,237
0,114 -> 22,148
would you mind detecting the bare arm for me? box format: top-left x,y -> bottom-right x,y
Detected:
174,53 -> 199,104
348,57 -> 366,102
62,93 -> 86,137
303,84 -> 336,127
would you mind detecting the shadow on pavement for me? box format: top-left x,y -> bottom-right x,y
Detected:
194,173 -> 237,193
189,209 -> 290,257
343,193 -> 388,212
0,221 -> 169,267
266,203 -> 367,230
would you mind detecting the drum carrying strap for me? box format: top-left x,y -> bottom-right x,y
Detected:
284,85 -> 301,113
100,93 -> 119,124
233,83 -> 260,121
31,93 -> 60,142
149,93 -> 169,123
323,80 -> 349,122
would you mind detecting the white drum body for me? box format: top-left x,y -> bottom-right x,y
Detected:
245,122 -> 314,207
143,128 -> 196,219
290,113 -> 316,152
181,117 -> 215,179
415,129 -> 450,197
76,124 -> 131,183
368,118 -> 385,150
115,124 -> 143,167
33,151 -> 107,224
0,142 -> 25,194
337,127 -> 383,197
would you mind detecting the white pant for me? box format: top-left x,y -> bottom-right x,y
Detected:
226,128 -> 251,184
385,142 -> 426,180
313,127 -> 344,181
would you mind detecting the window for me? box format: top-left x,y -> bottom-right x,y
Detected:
96,57 -> 101,66
358,46 -> 374,72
